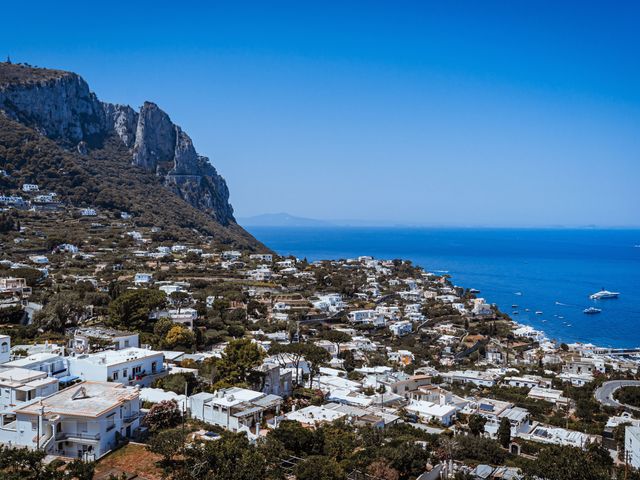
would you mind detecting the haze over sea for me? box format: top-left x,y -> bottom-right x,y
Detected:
246,227 -> 640,349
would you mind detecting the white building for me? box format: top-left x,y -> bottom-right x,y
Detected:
0,335 -> 10,364
133,273 -> 153,285
389,320 -> 413,337
250,254 -> 273,262
22,184 -> 39,192
405,400 -> 457,426
68,348 -> 166,386
71,327 -> 139,353
189,387 -> 282,439
283,404 -> 347,428
0,366 -> 59,408
3,353 -> 68,379
626,426 -> 640,469
0,382 -> 140,460
442,370 -> 500,388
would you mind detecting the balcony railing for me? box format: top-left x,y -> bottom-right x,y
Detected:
123,412 -> 140,423
55,431 -> 100,441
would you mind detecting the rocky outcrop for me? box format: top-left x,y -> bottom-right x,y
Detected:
0,62 -> 236,225
0,70 -> 106,144
103,103 -> 138,148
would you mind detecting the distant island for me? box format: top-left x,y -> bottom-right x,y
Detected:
238,212 -> 332,227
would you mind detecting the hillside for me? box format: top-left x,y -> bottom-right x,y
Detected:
0,61 -> 265,250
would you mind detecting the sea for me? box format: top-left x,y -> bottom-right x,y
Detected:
245,227 -> 640,349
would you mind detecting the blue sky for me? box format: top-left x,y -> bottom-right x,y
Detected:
3,1 -> 639,226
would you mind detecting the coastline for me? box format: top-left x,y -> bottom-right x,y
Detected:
245,225 -> 640,349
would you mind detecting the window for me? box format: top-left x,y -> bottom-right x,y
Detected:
124,340 -> 130,348
106,413 -> 115,431
123,368 -> 128,378
1,342 -> 7,353
112,371 -> 119,380
77,421 -> 88,433
31,421 -> 37,431
151,362 -> 157,373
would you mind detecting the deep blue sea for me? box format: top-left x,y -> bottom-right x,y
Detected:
245,227 -> 640,349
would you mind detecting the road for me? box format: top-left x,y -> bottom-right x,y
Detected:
594,380 -> 640,411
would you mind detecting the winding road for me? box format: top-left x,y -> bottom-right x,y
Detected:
594,380 -> 640,411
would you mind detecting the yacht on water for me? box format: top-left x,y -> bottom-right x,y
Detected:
469,288 -> 480,294
583,307 -> 602,314
589,289 -> 620,300
535,311 -> 543,315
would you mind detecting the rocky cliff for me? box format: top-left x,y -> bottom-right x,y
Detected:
0,62 -> 235,226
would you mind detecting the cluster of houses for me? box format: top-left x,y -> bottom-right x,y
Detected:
3,216 -> 640,477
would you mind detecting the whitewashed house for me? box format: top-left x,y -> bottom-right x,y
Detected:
0,367 -> 59,408
68,348 -> 166,387
189,387 -> 282,439
0,382 -> 140,460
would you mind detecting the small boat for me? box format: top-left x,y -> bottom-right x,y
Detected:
535,311 -> 543,315
583,307 -> 602,314
512,311 -> 519,315
589,289 -> 620,300
541,319 -> 547,322
511,304 -> 518,308
514,292 -> 523,296
524,308 -> 530,312
469,288 -> 480,294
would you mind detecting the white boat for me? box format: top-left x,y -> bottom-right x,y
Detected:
514,292 -> 523,296
469,288 -> 480,294
589,289 -> 620,300
535,311 -> 543,315
583,307 -> 602,314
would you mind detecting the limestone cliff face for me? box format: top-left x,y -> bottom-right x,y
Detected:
0,63 -> 235,225
0,70 -> 106,144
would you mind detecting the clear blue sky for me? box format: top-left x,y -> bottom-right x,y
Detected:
3,1 -> 639,226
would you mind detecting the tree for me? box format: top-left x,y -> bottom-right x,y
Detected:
521,443 -> 612,480
368,460 -> 400,480
179,432 -> 268,480
468,414 -> 487,436
164,324 -> 196,349
109,288 -> 166,331
303,343 -> 331,387
497,417 -> 511,448
271,420 -> 320,456
214,338 -> 265,387
169,291 -> 191,313
147,428 -> 186,465
268,342 -> 306,386
143,399 -> 182,432
154,373 -> 199,396
153,317 -> 175,339
321,330 -> 352,354
295,456 -> 344,480
33,291 -> 86,332
65,459 -> 96,480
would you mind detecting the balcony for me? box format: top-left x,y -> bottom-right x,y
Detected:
123,412 -> 140,424
55,431 -> 100,442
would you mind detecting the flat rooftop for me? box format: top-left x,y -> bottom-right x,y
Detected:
0,367 -> 48,385
4,353 -> 62,367
75,347 -> 162,366
16,381 -> 138,417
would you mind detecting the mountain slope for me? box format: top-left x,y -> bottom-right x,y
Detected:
0,61 -> 263,249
